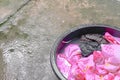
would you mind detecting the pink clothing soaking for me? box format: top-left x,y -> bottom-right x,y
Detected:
57,32 -> 120,80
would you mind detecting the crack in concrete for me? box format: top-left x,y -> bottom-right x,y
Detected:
0,0 -> 32,27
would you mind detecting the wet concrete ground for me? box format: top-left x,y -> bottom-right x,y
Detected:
1,0 -> 120,80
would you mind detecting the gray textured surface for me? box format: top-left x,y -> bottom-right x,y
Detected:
0,0 -> 30,24
1,0 -> 120,80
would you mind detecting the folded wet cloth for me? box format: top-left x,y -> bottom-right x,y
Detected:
57,32 -> 120,80
79,34 -> 108,57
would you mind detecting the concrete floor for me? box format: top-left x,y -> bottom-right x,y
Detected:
1,0 -> 120,80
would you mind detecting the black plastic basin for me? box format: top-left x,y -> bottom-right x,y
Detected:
50,24 -> 120,80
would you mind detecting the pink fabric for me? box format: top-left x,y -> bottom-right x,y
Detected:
95,64 -> 108,76
101,44 -> 120,65
57,32 -> 120,80
57,44 -> 82,79
57,54 -> 71,78
103,73 -> 115,80
93,51 -> 105,64
114,75 -> 120,80
104,32 -> 120,44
